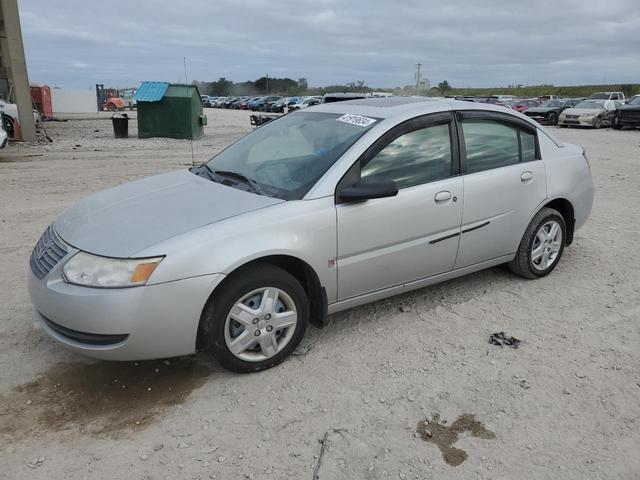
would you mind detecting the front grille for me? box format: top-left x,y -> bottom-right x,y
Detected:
30,225 -> 69,279
566,115 -> 579,119
41,314 -> 129,346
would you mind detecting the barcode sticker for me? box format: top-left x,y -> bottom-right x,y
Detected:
336,114 -> 377,127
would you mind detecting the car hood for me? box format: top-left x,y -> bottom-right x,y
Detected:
618,104 -> 640,111
525,107 -> 557,114
562,108 -> 603,116
54,170 -> 284,257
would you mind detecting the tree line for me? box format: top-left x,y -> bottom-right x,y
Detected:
193,77 -> 374,97
193,76 -> 639,99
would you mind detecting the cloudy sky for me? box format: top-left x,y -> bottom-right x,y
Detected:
20,0 -> 640,90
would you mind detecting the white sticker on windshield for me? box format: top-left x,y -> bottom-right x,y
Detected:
336,114 -> 377,127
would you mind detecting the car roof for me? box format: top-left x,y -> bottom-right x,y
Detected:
310,96 -> 521,120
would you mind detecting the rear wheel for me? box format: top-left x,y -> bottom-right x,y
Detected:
200,264 -> 309,373
508,208 -> 566,279
548,112 -> 558,125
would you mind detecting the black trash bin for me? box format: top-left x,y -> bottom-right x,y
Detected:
111,113 -> 129,138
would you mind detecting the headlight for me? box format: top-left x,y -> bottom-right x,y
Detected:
62,252 -> 163,288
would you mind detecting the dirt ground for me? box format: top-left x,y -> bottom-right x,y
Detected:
1,109 -> 639,479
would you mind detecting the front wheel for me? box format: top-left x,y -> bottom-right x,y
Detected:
548,112 -> 558,125
200,264 -> 309,373
508,208 -> 566,279
593,117 -> 603,129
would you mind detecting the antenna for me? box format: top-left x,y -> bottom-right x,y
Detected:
184,56 -> 195,167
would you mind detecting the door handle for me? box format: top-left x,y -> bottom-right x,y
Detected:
521,171 -> 534,182
435,191 -> 451,202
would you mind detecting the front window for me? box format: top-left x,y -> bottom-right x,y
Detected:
204,112 -> 379,199
361,123 -> 452,189
541,100 -> 563,108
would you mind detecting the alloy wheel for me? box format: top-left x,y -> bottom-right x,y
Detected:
224,287 -> 298,362
531,220 -> 563,271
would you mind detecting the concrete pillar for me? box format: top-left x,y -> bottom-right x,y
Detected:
1,0 -> 36,142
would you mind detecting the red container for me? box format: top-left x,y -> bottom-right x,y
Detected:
30,85 -> 53,119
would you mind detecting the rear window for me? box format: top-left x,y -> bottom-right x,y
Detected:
461,119 -> 538,173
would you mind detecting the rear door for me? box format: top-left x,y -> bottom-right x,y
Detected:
454,111 -> 547,268
336,113 -> 463,300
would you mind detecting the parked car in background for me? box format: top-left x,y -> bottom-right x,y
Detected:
539,95 -> 559,101
558,99 -> 617,128
588,92 -> 625,104
0,98 -> 41,138
259,96 -> 283,112
322,92 -> 367,103
240,97 -> 261,110
268,98 -> 287,113
269,97 -> 300,113
614,94 -> 640,129
230,97 -> 249,109
251,96 -> 282,111
524,99 -> 581,125
247,97 -> 265,110
503,99 -> 540,112
289,97 -> 322,111
214,97 -> 230,108
0,121 -> 7,149
121,89 -> 137,110
27,97 -> 593,373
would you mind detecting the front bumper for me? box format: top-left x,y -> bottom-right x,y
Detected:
27,262 -> 225,361
558,116 -> 597,127
525,114 -> 551,124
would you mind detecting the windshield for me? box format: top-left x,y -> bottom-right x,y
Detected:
588,93 -> 609,100
541,100 -> 563,107
629,96 -> 640,105
574,101 -> 604,109
205,111 -> 380,199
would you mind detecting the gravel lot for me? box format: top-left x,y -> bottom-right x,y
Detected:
1,109 -> 639,479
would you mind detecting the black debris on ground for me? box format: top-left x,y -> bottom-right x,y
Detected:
489,332 -> 521,348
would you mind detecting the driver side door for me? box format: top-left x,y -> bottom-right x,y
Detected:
335,113 -> 463,300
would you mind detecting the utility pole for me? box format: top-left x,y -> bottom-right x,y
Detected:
266,74 -> 269,95
415,63 -> 422,96
0,0 -> 37,142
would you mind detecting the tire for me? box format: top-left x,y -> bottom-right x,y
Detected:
200,264 -> 309,373
508,207 -> 566,279
593,117 -> 602,129
106,103 -> 116,112
548,113 -> 558,126
612,113 -> 622,130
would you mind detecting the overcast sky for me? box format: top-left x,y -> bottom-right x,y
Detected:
20,0 -> 640,90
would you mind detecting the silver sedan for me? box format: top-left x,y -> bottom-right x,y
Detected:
28,98 -> 594,372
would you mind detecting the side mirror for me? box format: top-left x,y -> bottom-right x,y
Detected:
339,180 -> 399,203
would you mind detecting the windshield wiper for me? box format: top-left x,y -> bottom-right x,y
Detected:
212,169 -> 265,195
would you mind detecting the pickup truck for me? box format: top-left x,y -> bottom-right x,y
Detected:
588,92 -> 626,104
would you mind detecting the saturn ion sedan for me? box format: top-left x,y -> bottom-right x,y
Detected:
28,98 -> 594,372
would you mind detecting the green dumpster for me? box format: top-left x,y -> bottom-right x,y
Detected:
134,82 -> 206,139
